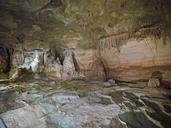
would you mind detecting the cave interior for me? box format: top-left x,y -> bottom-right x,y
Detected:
0,0 -> 171,128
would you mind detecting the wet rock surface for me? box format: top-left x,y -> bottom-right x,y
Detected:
0,80 -> 170,128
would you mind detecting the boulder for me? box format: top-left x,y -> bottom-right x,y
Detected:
103,79 -> 117,87
0,105 -> 47,128
147,78 -> 160,88
108,79 -> 117,86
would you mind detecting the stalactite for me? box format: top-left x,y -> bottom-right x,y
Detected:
98,33 -> 129,53
98,17 -> 169,52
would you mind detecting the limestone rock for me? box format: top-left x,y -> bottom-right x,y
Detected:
108,79 -> 117,86
63,50 -> 75,73
52,91 -> 80,105
103,79 -> 117,87
11,50 -> 23,68
48,94 -> 119,128
20,49 -> 44,73
88,92 -> 114,105
61,49 -> 76,79
60,49 -> 85,80
45,49 -> 62,78
44,48 -> 85,79
0,105 -> 48,128
147,78 -> 160,88
99,39 -> 171,82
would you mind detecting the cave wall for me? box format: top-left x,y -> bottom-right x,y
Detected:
99,37 -> 171,81
71,37 -> 171,82
0,0 -> 171,81
74,49 -> 106,80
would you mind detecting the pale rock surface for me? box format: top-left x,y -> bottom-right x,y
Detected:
52,91 -> 80,105
0,105 -> 48,128
20,49 -> 44,73
44,49 -> 85,79
47,91 -> 120,128
63,50 -> 75,74
61,49 -> 85,79
148,78 -> 160,88
99,38 -> 171,81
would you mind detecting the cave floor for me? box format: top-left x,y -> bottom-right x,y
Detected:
0,79 -> 171,128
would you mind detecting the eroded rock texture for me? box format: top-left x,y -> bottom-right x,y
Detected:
20,49 -> 44,73
0,0 -> 171,82
0,46 -> 12,79
0,47 -> 10,73
98,38 -> 171,81
9,48 -> 84,80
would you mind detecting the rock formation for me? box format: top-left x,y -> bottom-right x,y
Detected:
0,46 -> 11,73
0,0 -> 170,82
20,49 -> 44,73
0,1 -> 171,128
9,48 -> 85,81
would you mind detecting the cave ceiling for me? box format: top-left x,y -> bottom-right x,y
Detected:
0,0 -> 171,49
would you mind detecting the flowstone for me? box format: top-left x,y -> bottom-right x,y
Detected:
20,49 -> 44,73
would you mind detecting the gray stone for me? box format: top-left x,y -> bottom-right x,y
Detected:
0,119 -> 6,128
39,103 -> 57,113
48,103 -> 120,128
88,92 -> 114,105
61,49 -> 85,80
48,113 -> 85,128
0,105 -> 47,128
128,82 -> 146,88
119,111 -> 160,128
52,92 -> 80,105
